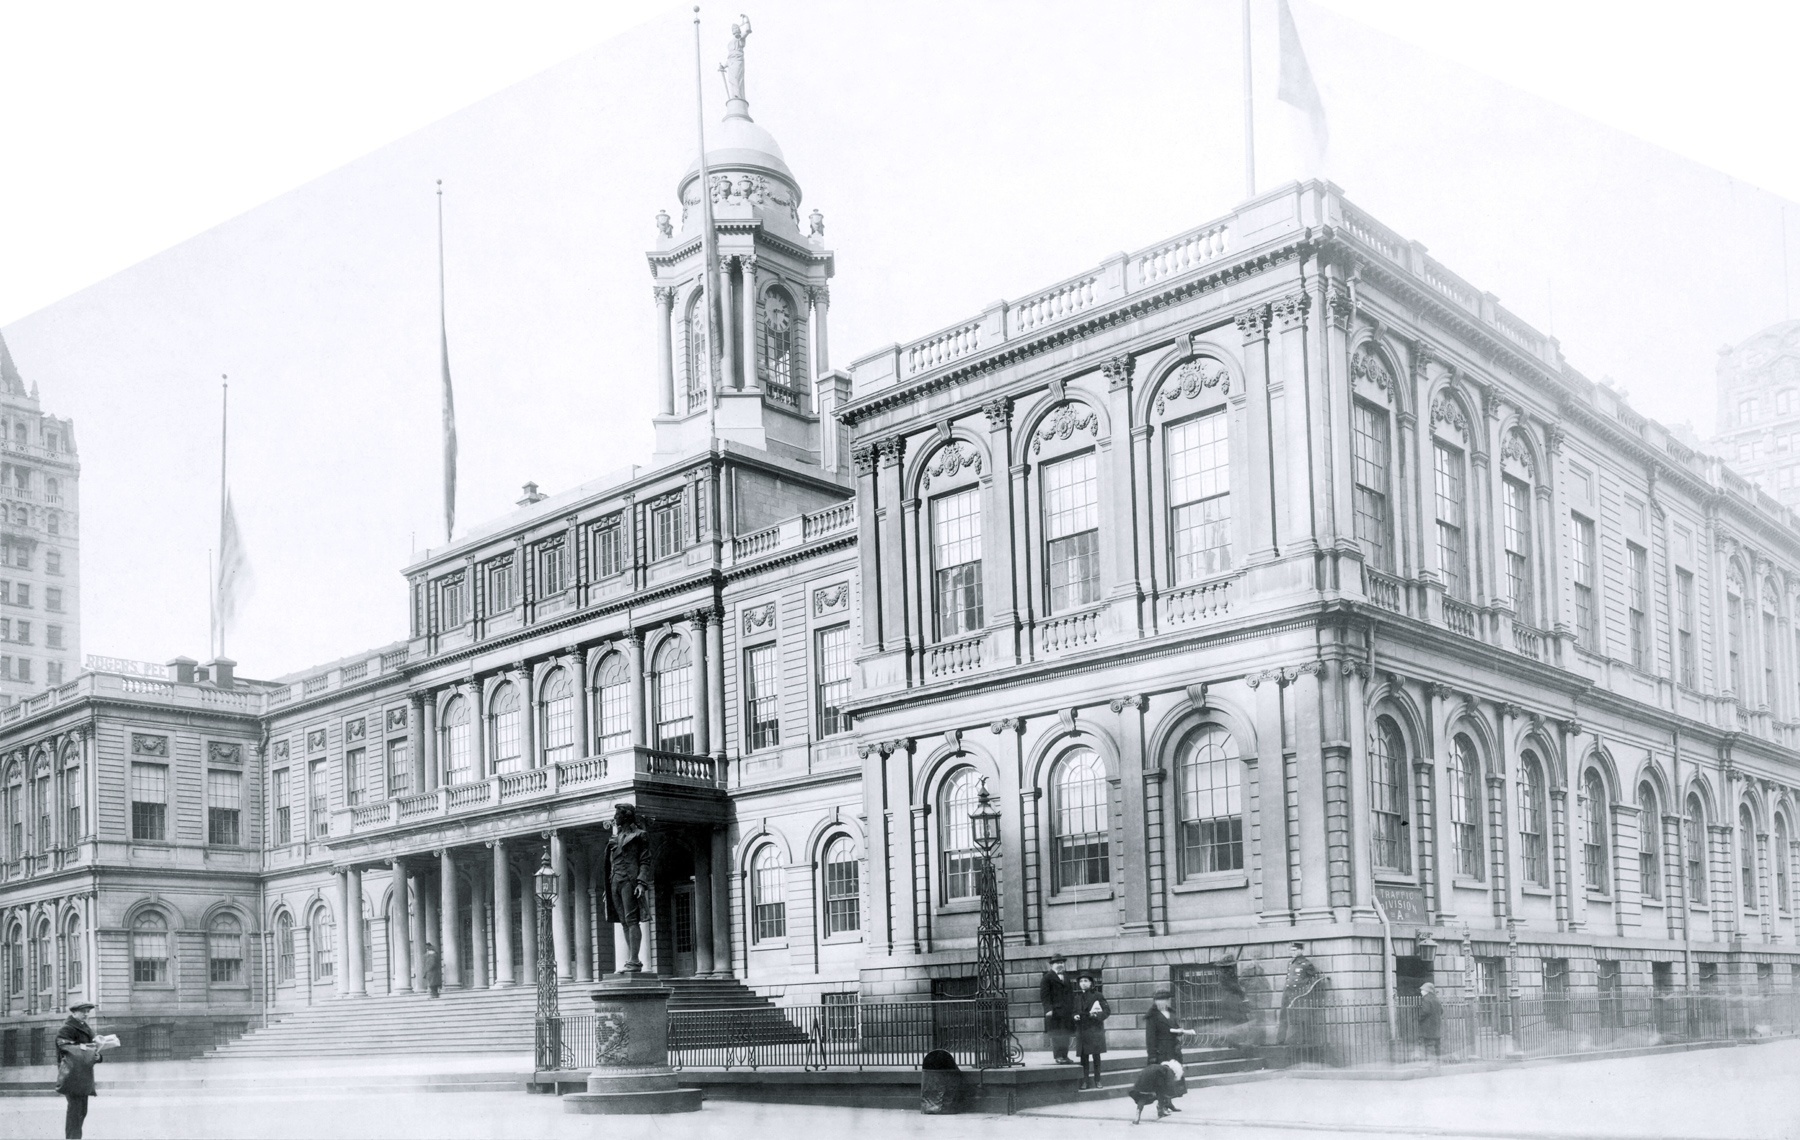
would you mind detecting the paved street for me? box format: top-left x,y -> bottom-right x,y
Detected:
0,1041 -> 1791,1140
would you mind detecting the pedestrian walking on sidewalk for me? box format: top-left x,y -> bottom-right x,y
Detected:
55,1002 -> 103,1139
1039,954 -> 1077,1063
1072,973 -> 1110,1089
423,943 -> 442,998
1135,986 -> 1195,1121
1417,982 -> 1444,1065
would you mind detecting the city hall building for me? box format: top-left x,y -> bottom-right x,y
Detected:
2,70 -> 1798,1063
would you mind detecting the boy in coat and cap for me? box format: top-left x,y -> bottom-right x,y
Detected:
56,1002 -> 104,1139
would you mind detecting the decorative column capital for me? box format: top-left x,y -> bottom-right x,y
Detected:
1107,695 -> 1146,714
1270,291 -> 1311,330
990,717 -> 1023,734
981,396 -> 1013,432
652,285 -> 677,307
807,285 -> 831,308
1100,353 -> 1136,390
876,435 -> 906,469
1234,304 -> 1272,342
1429,682 -> 1456,701
688,606 -> 718,629
1326,282 -> 1354,330
1501,702 -> 1526,719
1559,719 -> 1585,737
851,442 -> 878,476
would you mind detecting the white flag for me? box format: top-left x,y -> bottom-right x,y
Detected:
1275,0 -> 1328,179
216,492 -> 253,640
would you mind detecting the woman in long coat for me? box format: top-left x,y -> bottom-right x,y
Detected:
1071,974 -> 1110,1089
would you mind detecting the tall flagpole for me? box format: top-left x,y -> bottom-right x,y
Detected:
216,376 -> 228,659
438,180 -> 458,544
1243,0 -> 1256,199
694,7 -> 724,445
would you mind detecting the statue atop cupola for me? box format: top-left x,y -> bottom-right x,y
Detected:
645,16 -> 844,471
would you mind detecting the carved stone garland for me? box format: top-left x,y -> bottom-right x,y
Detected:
1430,393 -> 1469,438
1155,357 -> 1232,417
1350,348 -> 1392,393
921,439 -> 983,489
1031,403 -> 1100,454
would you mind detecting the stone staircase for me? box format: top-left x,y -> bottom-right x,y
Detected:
202,977 -> 785,1061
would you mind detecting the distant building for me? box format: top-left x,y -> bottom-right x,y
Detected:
1710,319 -> 1800,505
0,334 -> 79,704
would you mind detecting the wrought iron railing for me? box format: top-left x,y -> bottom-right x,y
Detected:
542,999 -> 986,1071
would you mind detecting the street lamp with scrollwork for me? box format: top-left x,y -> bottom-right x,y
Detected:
534,849 -> 561,1071
970,777 -> 1021,1069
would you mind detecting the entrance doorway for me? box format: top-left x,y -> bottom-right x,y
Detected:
672,885 -> 697,977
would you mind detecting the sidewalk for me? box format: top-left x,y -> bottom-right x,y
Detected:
0,1052 -> 534,1095
1018,1038 -> 1800,1140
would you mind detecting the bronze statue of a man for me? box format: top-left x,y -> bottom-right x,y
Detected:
603,804 -> 654,973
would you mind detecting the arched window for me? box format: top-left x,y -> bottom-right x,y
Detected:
540,669 -> 574,766
1042,450 -> 1101,613
595,653 -> 631,754
5,923 -> 20,996
33,918 -> 51,996
1685,794 -> 1708,905
652,638 -> 694,753
1776,813 -> 1792,913
441,696 -> 472,785
1350,396 -> 1394,571
1727,565 -> 1746,695
209,913 -> 244,983
685,289 -> 711,411
939,767 -> 980,901
750,845 -> 786,942
822,835 -> 860,937
763,287 -> 796,389
311,907 -> 335,981
60,748 -> 80,843
1434,440 -> 1470,600
1517,751 -> 1549,887
1763,581 -> 1782,714
1370,716 -> 1410,873
1582,771 -> 1609,895
1175,725 -> 1243,879
33,760 -> 51,853
1050,748 -> 1109,892
931,486 -> 984,639
276,913 -> 295,983
1502,475 -> 1534,624
1167,410 -> 1231,583
1448,735 -> 1484,879
1740,806 -> 1759,911
64,912 -> 83,993
489,683 -> 522,774
1638,783 -> 1662,901
132,911 -> 169,984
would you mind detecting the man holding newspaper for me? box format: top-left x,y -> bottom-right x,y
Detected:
55,1002 -> 118,1139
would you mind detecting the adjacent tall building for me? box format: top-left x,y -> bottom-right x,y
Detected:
1,44 -> 1797,1065
1711,319 -> 1800,507
0,333 -> 79,704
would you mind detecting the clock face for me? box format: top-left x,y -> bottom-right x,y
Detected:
765,305 -> 792,333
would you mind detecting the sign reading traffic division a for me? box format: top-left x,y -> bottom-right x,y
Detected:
1374,883 -> 1427,925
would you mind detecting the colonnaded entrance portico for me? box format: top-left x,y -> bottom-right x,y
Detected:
305,782 -> 733,998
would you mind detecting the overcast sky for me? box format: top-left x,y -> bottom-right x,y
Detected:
1,0 -> 1796,680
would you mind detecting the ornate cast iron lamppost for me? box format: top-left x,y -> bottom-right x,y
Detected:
534,849 -> 561,1071
970,778 -> 1020,1068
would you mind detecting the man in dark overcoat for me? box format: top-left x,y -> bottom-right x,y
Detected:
1038,953 -> 1076,1063
55,1002 -> 101,1139
422,942 -> 442,998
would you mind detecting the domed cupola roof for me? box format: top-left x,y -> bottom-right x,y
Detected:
675,18 -> 804,241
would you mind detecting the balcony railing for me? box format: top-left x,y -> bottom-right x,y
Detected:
1036,607 -> 1102,655
1162,578 -> 1234,628
1443,597 -> 1479,638
332,746 -> 721,839
1362,567 -> 1404,614
925,634 -> 985,681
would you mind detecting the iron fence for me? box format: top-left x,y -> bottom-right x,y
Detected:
542,999 -> 984,1071
1258,989 -> 1800,1068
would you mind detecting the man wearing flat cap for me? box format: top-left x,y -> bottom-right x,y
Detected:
56,1002 -> 102,1139
1039,953 -> 1077,1063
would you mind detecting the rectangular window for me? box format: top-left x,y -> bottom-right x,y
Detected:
17,621 -> 30,644
1677,570 -> 1696,687
1042,451 -> 1101,613
132,927 -> 168,985
309,759 -> 328,839
209,929 -> 243,984
1504,476 -> 1533,623
344,748 -> 364,807
45,589 -> 60,612
931,487 -> 983,639
1351,402 -> 1392,570
1167,410 -> 1231,583
46,662 -> 62,686
62,766 -> 79,842
1628,543 -> 1648,671
744,643 -> 780,751
273,768 -> 291,845
12,550 -> 26,571
437,574 -> 466,630
823,849 -> 860,937
536,538 -> 567,595
46,624 -> 61,649
206,770 -> 241,846
651,501 -> 683,560
484,558 -> 514,611
815,625 -> 851,737
386,740 -> 410,799
599,671 -> 631,753
14,584 -> 25,606
592,516 -> 627,577
1728,591 -> 1744,694
1572,513 -> 1598,647
753,864 -> 786,942
130,762 -> 167,842
1433,442 -> 1468,599
44,553 -> 58,576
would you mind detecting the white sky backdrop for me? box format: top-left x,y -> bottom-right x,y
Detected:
0,0 -> 1795,678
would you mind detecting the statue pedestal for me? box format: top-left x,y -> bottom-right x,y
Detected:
562,976 -> 702,1115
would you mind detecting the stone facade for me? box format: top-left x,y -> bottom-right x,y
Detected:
0,332 -> 79,704
1711,320 -> 1800,508
3,76 -> 1800,1065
